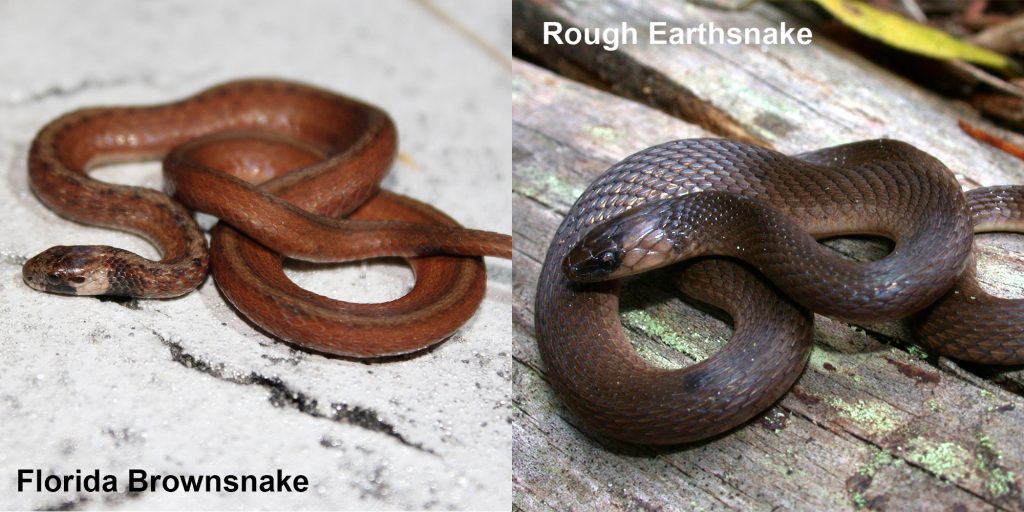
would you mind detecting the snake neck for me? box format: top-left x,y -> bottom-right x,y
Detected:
620,191 -> 965,323
22,245 -> 206,298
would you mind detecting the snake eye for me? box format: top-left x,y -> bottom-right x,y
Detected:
597,250 -> 619,271
46,273 -> 61,284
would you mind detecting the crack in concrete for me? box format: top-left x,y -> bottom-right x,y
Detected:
35,488 -> 143,511
152,330 -> 435,455
37,496 -> 87,511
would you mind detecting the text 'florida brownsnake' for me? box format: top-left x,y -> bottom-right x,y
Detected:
22,79 -> 511,358
536,138 -> 1024,445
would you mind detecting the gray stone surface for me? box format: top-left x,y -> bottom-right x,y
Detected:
0,1 -> 511,509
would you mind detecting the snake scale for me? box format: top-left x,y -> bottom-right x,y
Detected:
22,79 -> 511,357
536,138 -> 1024,444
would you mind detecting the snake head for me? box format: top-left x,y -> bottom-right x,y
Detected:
564,210 -> 677,283
22,245 -> 114,296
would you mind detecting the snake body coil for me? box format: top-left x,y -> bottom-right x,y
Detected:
23,79 -> 512,357
915,186 -> 1024,363
536,138 -> 1022,445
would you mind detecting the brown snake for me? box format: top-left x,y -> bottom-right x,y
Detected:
537,138 -> 1023,445
22,79 -> 511,357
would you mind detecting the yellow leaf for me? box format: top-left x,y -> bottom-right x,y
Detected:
812,0 -> 1015,74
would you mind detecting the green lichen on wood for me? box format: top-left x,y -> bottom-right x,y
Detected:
851,492 -> 867,509
828,397 -> 900,433
621,308 -> 714,361
906,439 -> 971,481
978,433 -> 999,456
850,450 -> 903,509
859,449 -> 897,476
978,388 -> 996,403
808,347 -> 836,372
901,435 -> 1017,498
974,433 -> 1015,498
512,165 -> 584,206
973,452 -> 1016,498
973,388 -> 1010,413
985,466 -> 1015,498
583,124 -> 621,143
907,345 -> 930,360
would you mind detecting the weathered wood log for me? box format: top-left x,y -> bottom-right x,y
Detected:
513,0 -> 1024,508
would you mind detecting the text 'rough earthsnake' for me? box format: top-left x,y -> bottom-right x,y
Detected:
22,79 -> 511,358
536,138 -> 1024,445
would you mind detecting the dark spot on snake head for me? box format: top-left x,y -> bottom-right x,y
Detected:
22,245 -> 112,296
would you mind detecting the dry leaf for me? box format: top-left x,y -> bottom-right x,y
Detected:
812,0 -> 1016,74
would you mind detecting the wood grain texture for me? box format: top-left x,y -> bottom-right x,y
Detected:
512,0 -> 1024,509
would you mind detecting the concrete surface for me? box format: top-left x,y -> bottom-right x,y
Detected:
0,0 -> 511,509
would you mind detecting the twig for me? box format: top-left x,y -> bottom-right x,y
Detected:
959,118 -> 1024,161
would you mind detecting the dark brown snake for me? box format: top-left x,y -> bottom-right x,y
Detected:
22,79 -> 511,357
536,138 -> 1024,445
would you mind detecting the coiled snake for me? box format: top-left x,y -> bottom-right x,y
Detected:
536,138 -> 1023,444
22,79 -> 511,357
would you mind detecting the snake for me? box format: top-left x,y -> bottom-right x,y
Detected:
536,138 -> 1023,445
914,186 -> 1024,364
22,79 -> 511,357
